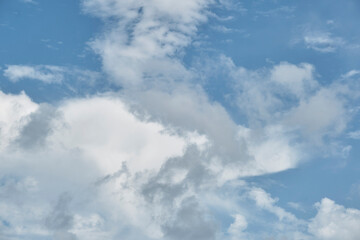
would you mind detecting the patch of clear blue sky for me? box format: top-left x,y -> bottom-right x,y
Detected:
1,0 -> 360,220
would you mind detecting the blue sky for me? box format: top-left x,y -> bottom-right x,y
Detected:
1,0 -> 360,239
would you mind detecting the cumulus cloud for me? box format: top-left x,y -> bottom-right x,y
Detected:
0,90 -> 305,239
270,62 -> 317,98
0,91 -> 38,150
227,214 -> 247,239
3,0 -> 360,239
1,88 -> 360,240
308,198 -> 360,240
82,0 -> 212,87
0,90 -> 219,239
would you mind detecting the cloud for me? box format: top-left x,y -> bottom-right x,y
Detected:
308,198 -> 360,240
270,62 -> 317,98
3,0 -> 360,239
0,87 -> 359,239
256,6 -> 296,18
248,187 -> 297,222
218,0 -> 247,13
302,31 -> 345,53
0,91 -> 38,150
348,130 -> 360,139
0,90 -> 302,239
0,90 -> 220,239
227,214 -> 247,240
82,0 -> 212,87
21,0 -> 37,4
285,88 -> 347,142
201,55 -> 356,150
14,104 -> 58,149
45,193 -> 77,239
3,65 -> 101,84
4,65 -> 65,83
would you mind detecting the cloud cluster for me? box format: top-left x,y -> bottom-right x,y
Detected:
2,0 -> 360,239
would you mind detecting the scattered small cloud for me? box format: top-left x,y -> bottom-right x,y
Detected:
3,64 -> 101,85
302,31 -> 345,53
21,0 -> 37,4
348,130 -> 360,139
287,202 -> 304,212
218,0 -> 247,14
4,65 -> 65,83
256,6 -> 296,18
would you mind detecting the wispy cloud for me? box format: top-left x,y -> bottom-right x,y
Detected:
4,65 -> 65,83
21,0 -> 37,4
256,6 -> 296,18
3,65 -> 101,84
302,31 -> 345,53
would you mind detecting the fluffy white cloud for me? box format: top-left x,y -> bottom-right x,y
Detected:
270,62 -> 317,98
227,214 -> 247,239
3,0 -> 360,239
82,0 -> 212,87
285,88 -> 347,143
52,95 -> 189,174
1,87 -> 359,239
308,198 -> 360,240
0,90 -> 304,239
0,91 -> 38,150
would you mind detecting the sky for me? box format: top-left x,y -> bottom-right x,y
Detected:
1,0 -> 360,239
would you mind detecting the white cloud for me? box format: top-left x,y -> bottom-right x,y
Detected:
22,0 -> 37,4
270,62 -> 317,98
303,31 -> 345,53
4,65 -> 65,83
285,88 -> 347,142
52,96 -> 189,174
206,55 -> 354,149
342,70 -> 360,79
1,90 -> 360,239
0,90 -> 305,239
256,6 -> 295,18
82,0 -> 212,87
0,90 -> 219,239
308,198 -> 360,240
248,187 -> 297,222
0,91 -> 38,150
228,214 -> 247,239
218,0 -> 247,13
288,202 -> 304,212
3,65 -> 101,85
3,0 -> 360,238
348,130 -> 360,139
